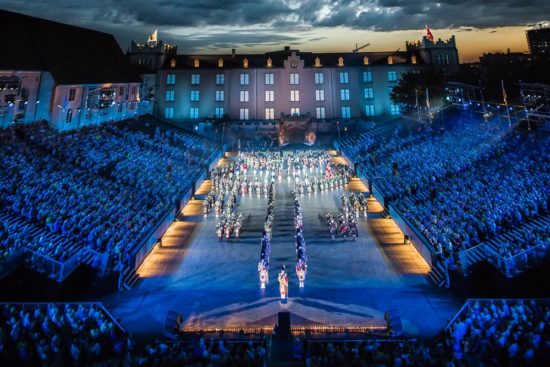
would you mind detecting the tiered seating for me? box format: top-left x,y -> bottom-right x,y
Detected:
0,303 -> 127,366
304,339 -> 450,366
373,120 -> 512,200
485,216 -> 550,276
341,119 -> 430,171
0,211 -> 78,263
304,299 -> 550,367
398,132 -> 549,254
342,113 -> 549,276
129,338 -> 268,366
446,299 -> 549,365
0,120 -> 221,275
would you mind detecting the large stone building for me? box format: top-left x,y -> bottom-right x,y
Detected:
0,10 -> 144,130
1,8 -> 459,136
141,36 -> 458,133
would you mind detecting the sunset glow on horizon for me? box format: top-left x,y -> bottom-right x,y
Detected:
1,1 -> 544,63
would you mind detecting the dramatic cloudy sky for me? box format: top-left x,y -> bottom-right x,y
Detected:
2,0 -> 549,62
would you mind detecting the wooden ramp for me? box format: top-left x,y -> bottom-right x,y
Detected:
137,175 -> 215,278
347,177 -> 368,193
194,179 -> 212,197
363,197 -> 430,275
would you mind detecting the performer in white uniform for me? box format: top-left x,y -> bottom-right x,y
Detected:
278,265 -> 289,301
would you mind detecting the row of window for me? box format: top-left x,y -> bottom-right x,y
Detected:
165,71 -> 396,86
67,86 -> 138,101
163,104 -> 400,120
65,102 -> 136,123
165,87 -> 379,103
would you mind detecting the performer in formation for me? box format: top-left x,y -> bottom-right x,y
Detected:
292,190 -> 307,288
296,259 -> 307,288
324,193 -> 365,240
206,149 -> 356,296
258,182 -> 275,288
286,150 -> 354,195
205,165 -> 243,241
278,265 -> 289,301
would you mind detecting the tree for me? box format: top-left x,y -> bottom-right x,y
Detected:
391,70 -> 446,110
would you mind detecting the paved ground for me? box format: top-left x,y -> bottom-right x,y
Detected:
103,150 -> 462,337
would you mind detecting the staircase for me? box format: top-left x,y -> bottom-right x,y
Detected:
457,244 -> 487,273
0,210 -> 80,260
0,210 -> 82,281
122,266 -> 140,290
484,215 -> 550,255
426,262 -> 446,287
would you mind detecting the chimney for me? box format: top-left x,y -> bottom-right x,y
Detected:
232,48 -> 236,58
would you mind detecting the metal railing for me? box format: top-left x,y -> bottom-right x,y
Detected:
486,242 -> 549,277
445,298 -> 550,331
81,247 -> 110,275
22,247 -> 81,282
456,243 -> 488,272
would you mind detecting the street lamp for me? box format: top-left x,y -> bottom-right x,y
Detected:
221,120 -> 226,158
336,120 -> 341,153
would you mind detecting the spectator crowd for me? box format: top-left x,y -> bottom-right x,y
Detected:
305,299 -> 549,367
0,299 -> 547,367
0,120 -> 220,272
341,114 -> 549,267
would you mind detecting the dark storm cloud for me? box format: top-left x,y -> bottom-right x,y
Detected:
2,0 -> 548,50
307,0 -> 550,31
5,0 -> 549,30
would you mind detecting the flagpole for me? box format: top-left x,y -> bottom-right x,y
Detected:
501,80 -> 511,126
425,88 -> 432,124
415,88 -> 420,121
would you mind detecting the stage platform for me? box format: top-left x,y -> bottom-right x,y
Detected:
103,151 -> 462,338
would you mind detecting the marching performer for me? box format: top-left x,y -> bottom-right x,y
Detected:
278,265 -> 289,301
258,260 -> 269,289
296,259 -> 307,288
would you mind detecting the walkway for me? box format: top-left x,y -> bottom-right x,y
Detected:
103,150 -> 461,339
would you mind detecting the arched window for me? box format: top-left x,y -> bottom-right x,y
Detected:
193,58 -> 200,68
387,56 -> 393,65
411,55 -> 417,64
170,58 -> 176,68
218,58 -> 224,68
266,57 -> 272,68
243,58 -> 249,69
363,56 -> 369,65
337,56 -> 344,67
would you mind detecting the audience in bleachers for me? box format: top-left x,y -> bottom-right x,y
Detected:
0,120 -> 220,270
0,300 -> 267,367
447,299 -> 549,366
305,339 -> 452,367
399,132 -> 549,254
0,303 -> 127,366
1,299 -> 547,367
495,226 -> 549,262
305,299 -> 549,367
341,115 -> 549,267
130,338 -> 267,367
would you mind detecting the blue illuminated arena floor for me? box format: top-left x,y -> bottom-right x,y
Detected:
103,152 -> 462,338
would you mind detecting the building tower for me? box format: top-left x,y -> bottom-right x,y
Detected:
128,30 -> 177,72
526,26 -> 550,58
406,35 -> 459,74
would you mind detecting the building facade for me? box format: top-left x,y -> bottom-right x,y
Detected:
526,27 -> 550,57
1,10 -> 144,130
150,38 -> 458,124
